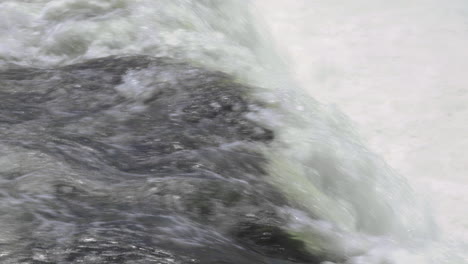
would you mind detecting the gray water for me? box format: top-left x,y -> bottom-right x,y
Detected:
0,1 -> 465,263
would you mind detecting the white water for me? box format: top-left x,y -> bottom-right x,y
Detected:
0,0 -> 466,263
254,0 -> 468,262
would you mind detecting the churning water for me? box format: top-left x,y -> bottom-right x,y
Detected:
0,0 -> 466,263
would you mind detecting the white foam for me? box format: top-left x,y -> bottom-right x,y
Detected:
254,0 -> 468,262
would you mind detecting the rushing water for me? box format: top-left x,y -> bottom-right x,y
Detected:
254,0 -> 468,263
0,0 -> 466,263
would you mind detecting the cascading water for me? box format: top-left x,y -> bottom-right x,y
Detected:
0,0 -> 466,263
253,0 -> 468,263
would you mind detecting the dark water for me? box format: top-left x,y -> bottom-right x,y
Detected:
0,55 -> 325,263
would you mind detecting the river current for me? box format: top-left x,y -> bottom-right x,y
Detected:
0,1 -> 466,263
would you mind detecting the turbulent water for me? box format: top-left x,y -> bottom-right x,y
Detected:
0,0 -> 465,263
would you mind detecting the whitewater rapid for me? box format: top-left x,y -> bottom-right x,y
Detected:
254,0 -> 468,262
0,0 -> 466,263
